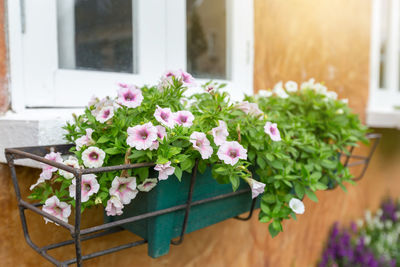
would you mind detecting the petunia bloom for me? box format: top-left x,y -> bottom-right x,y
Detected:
109,176 -> 138,205
117,83 -> 143,108
105,195 -> 124,216
150,125 -> 167,151
96,106 -> 114,123
190,131 -> 213,159
137,178 -> 158,192
154,161 -> 175,180
59,156 -> 80,179
91,97 -> 115,117
211,120 -> 229,146
247,178 -> 266,199
217,141 -> 247,166
42,196 -> 71,224
75,128 -> 95,151
81,146 -> 106,168
154,106 -> 176,128
126,122 -> 158,150
174,110 -> 194,127
300,78 -> 316,90
205,85 -> 214,93
257,89 -> 273,98
264,122 -> 281,141
69,174 -> 100,202
325,91 -> 338,100
285,81 -> 298,92
30,152 -> 63,190
289,198 -> 305,214
179,70 -> 195,85
273,82 -> 289,98
236,101 -> 263,117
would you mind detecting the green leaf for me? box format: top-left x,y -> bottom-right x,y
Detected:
305,188 -> 318,202
97,135 -> 111,143
174,166 -> 182,181
180,158 -> 193,171
128,150 -> 147,159
268,223 -> 280,238
294,183 -> 305,199
104,147 -> 122,155
229,175 -> 240,191
259,215 -> 271,223
310,172 -> 322,181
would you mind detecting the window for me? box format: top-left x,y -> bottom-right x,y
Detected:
368,0 -> 400,127
7,0 -> 254,110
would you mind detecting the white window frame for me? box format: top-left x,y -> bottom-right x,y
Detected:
368,0 -> 400,128
7,0 -> 254,110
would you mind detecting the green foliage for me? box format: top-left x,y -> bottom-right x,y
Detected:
30,76 -> 368,238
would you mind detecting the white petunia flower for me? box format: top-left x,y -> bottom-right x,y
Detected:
289,198 -> 305,214
137,178 -> 158,192
69,174 -> 100,202
285,81 -> 298,92
109,176 -> 138,205
59,156 -> 80,179
81,147 -> 106,168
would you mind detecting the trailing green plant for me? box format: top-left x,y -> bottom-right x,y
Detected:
28,73 -> 368,238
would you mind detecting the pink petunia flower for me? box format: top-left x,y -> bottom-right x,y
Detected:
247,178 -> 266,199
69,174 -> 100,203
154,161 -> 175,180
126,122 -> 158,150
30,152 -> 63,190
42,196 -> 71,224
88,95 -> 99,107
59,156 -> 80,179
211,120 -> 229,146
174,110 -> 194,127
190,131 -> 213,159
81,147 -> 106,168
109,176 -> 138,205
205,85 -> 214,93
264,122 -> 281,141
137,178 -> 158,192
236,101 -> 263,117
105,195 -> 124,216
217,141 -> 247,166
179,70 -> 195,85
91,97 -> 114,116
117,83 -> 143,108
75,128 -> 95,151
150,125 -> 167,151
154,106 -> 176,128
96,106 -> 114,123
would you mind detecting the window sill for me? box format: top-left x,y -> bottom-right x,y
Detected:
0,108 -> 82,168
366,107 -> 400,129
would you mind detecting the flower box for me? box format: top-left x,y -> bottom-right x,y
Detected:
105,167 -> 259,258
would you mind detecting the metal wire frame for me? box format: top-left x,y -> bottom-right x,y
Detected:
4,145 -> 254,266
4,133 -> 381,266
340,133 -> 381,181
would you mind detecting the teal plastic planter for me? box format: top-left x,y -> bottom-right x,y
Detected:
105,168 -> 260,258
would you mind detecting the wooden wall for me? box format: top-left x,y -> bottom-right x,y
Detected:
2,0 -> 400,266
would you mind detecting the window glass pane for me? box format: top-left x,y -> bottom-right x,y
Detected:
57,0 -> 135,73
186,0 -> 227,79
